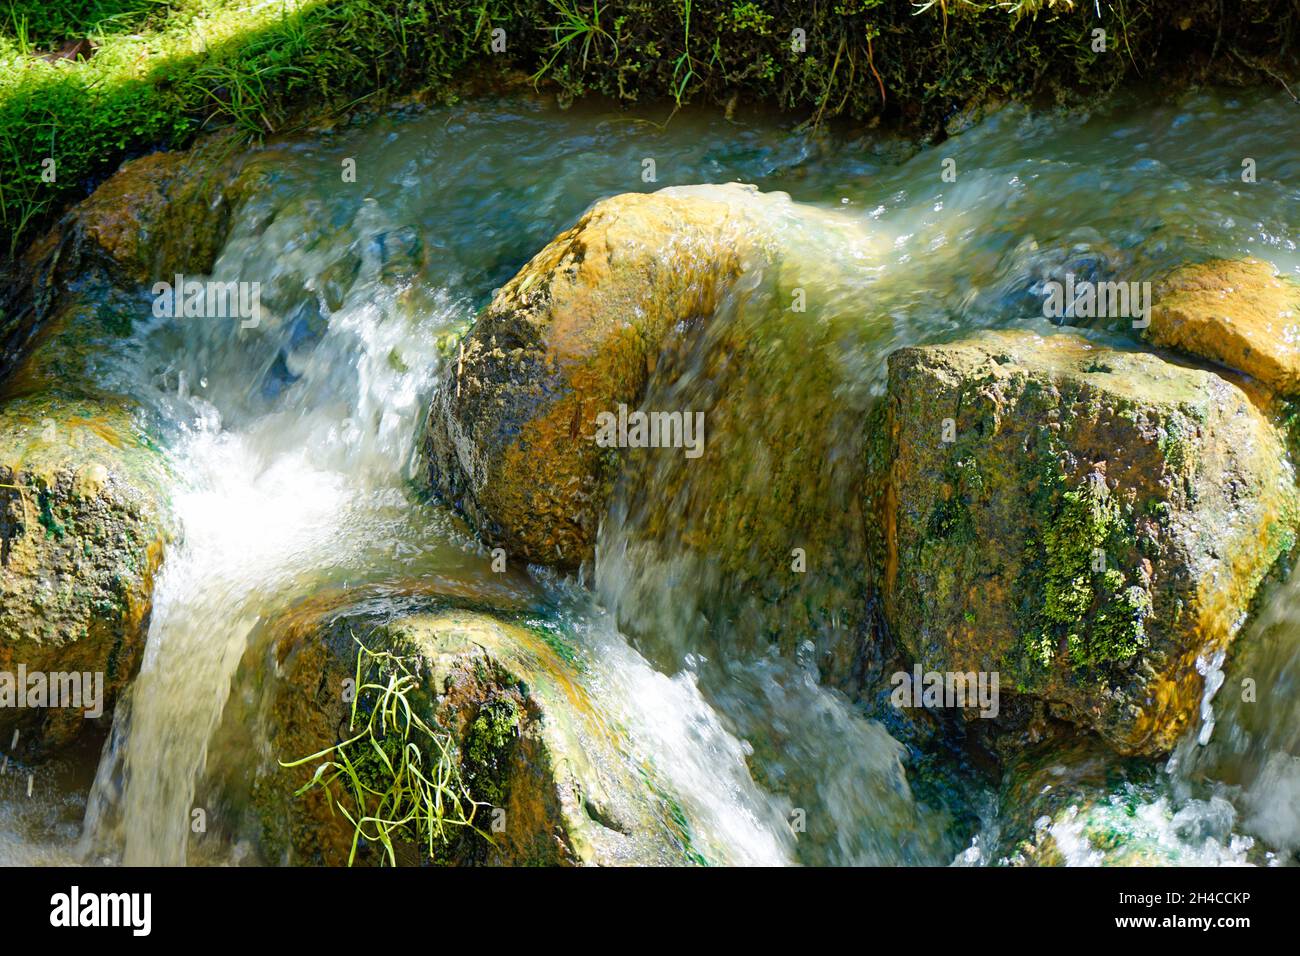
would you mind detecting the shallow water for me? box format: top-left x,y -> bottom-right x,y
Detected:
4,85 -> 1300,865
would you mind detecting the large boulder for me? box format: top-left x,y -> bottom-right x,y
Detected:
1146,258 -> 1300,395
217,592 -> 693,866
0,293 -> 171,758
423,182 -> 879,569
871,329 -> 1298,756
423,184 -> 887,684
0,134 -> 263,755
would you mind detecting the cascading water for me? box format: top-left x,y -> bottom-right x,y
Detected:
3,86 -> 1298,866
80,174 -> 473,863
74,101 -> 827,867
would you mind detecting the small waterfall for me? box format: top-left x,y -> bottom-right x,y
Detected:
1173,564 -> 1300,861
81,185 -> 461,863
590,207 -> 958,864
78,136 -> 802,865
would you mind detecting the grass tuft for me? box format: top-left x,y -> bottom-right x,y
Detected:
279,636 -> 491,866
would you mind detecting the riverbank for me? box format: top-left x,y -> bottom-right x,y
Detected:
2,0 -> 1297,261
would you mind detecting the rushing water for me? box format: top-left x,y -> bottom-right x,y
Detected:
4,84 -> 1300,866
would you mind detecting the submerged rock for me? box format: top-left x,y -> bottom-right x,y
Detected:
872,329 -> 1298,756
423,182 -> 878,570
0,295 -> 171,757
985,739 -> 1255,866
226,594 -> 692,866
1146,258 -> 1300,395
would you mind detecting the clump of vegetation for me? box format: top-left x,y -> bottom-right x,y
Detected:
926,454 -> 983,541
462,695 -> 521,808
2,0 -> 1297,257
279,639 -> 490,866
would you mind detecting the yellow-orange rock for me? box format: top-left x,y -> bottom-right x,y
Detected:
0,293 -> 171,757
1147,257 -> 1300,394
423,182 -> 877,568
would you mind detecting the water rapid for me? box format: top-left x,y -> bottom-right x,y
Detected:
4,85 -> 1299,866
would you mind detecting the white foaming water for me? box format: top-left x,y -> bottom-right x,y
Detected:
564,607 -> 796,866
84,413 -> 369,863
1174,562 -> 1300,862
1044,795 -> 1255,867
83,406 -> 797,863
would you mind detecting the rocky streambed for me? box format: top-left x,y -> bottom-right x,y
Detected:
3,89 -> 1300,866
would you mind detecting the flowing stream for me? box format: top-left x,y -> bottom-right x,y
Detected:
4,86 -> 1300,866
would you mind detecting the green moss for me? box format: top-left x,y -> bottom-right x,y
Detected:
1279,397 -> 1300,466
462,695 -> 521,808
926,455 -> 983,542
96,302 -> 133,337
1078,580 -> 1152,669
1023,465 -> 1149,673
913,451 -> 985,617
36,486 -> 65,538
1157,417 -> 1194,473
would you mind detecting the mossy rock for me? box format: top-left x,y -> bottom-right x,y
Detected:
67,140 -> 250,287
230,592 -> 692,866
3,134 -> 253,382
424,183 -> 893,682
423,182 -> 879,570
1146,258 -> 1300,396
0,294 -> 172,758
873,329 -> 1298,756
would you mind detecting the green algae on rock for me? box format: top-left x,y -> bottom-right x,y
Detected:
0,293 -> 172,758
874,329 -> 1299,756
232,593 -> 693,866
984,737 -> 1255,866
